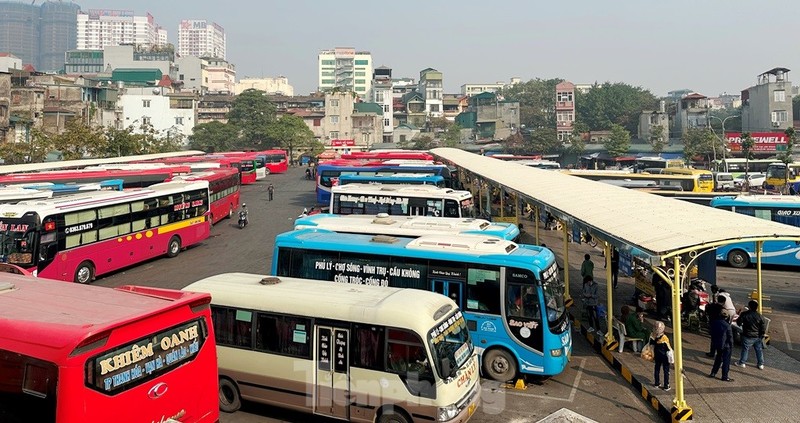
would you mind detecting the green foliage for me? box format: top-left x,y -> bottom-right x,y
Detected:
99,126 -> 141,157
227,89 -> 277,148
681,127 -> 715,162
412,135 -> 434,150
50,118 -> 106,160
188,121 -> 240,153
0,128 -> 52,164
266,114 -> 315,161
565,128 -> 586,159
503,132 -> 528,155
441,124 -> 462,148
794,96 -> 800,121
499,78 -> 562,130
740,131 -> 754,160
605,124 -> 631,157
778,127 -> 796,164
649,124 -> 667,154
575,82 -> 658,134
428,117 -> 451,132
529,127 -> 562,155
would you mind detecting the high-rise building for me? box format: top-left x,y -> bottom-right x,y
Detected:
318,47 -> 372,97
77,10 -> 167,51
0,1 -> 79,72
178,20 -> 226,59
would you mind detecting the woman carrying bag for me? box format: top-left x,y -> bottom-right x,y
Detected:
649,321 -> 673,391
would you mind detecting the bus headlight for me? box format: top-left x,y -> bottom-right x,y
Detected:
550,348 -> 563,357
437,403 -> 459,421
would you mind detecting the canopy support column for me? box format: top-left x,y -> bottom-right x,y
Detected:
562,222 -> 572,307
670,256 -> 691,420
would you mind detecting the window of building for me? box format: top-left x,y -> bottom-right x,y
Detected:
330,99 -> 339,107
142,117 -> 151,126
558,130 -> 571,142
354,79 -> 365,84
330,115 -> 339,124
772,110 -> 788,122
313,118 -> 321,127
330,131 -> 339,139
774,90 -> 786,102
321,60 -> 335,65
355,86 -> 366,93
384,118 -> 391,127
175,117 -> 183,125
142,99 -> 151,108
556,111 -> 574,122
375,92 -> 384,102
321,79 -> 335,84
430,104 -> 440,112
557,91 -> 573,102
355,71 -> 366,77
354,60 -> 369,65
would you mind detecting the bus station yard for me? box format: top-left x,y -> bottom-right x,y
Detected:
88,165 -> 800,422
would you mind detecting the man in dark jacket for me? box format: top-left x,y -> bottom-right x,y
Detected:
709,314 -> 734,382
705,298 -> 725,357
736,300 -> 766,369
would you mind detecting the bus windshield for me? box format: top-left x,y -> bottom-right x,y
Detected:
541,263 -> 566,326
0,218 -> 38,266
429,310 -> 473,379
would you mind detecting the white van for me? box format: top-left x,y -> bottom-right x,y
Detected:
714,172 -> 735,191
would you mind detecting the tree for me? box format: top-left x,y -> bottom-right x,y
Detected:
777,127 -> 796,192
265,114 -> 315,162
740,132 -> 754,190
503,132 -> 528,155
681,128 -> 715,164
412,135 -> 434,150
0,127 -> 53,163
565,128 -> 586,165
188,121 -> 240,153
441,123 -> 463,147
575,82 -> 658,134
227,89 -> 277,148
98,126 -> 141,157
499,78 -> 562,130
529,127 -> 562,155
649,124 -> 667,154
605,124 -> 631,157
428,117 -> 451,132
50,118 -> 105,160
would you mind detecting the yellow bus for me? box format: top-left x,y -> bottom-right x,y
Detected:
659,168 -> 715,192
184,273 -> 480,423
563,169 -> 714,192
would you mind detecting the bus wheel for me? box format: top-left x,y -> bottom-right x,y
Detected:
218,378 -> 241,413
377,409 -> 410,423
228,205 -> 234,219
209,214 -> 215,226
483,348 -> 518,382
167,236 -> 182,258
727,250 -> 750,268
74,261 -> 95,284
264,168 -> 271,175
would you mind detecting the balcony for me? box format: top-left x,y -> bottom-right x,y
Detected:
555,101 -> 574,109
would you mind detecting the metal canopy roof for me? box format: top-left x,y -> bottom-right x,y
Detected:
432,147 -> 800,263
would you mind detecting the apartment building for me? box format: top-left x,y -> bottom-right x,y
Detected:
741,67 -> 793,133
318,47 -> 372,97
77,10 -> 167,51
178,20 -> 226,59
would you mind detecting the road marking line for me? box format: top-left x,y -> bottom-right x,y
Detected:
490,358 -> 586,401
783,322 -> 794,351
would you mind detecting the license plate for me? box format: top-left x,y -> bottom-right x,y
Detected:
468,403 -> 476,416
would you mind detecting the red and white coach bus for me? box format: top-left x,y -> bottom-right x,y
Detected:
0,272 -> 219,423
168,168 -> 241,225
0,180 -> 211,283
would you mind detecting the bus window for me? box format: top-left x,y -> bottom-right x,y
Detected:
466,268 -> 501,314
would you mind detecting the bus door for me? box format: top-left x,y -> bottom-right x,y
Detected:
433,280 -> 463,307
315,325 -> 350,420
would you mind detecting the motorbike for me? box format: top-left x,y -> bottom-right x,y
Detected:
238,211 -> 248,229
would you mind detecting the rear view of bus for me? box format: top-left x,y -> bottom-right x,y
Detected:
185,273 -> 479,423
0,274 -> 218,422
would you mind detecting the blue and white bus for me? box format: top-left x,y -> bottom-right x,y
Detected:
316,163 -> 453,204
295,213 -> 521,241
711,195 -> 800,267
272,229 -> 571,381
330,183 -> 475,218
338,173 -> 446,187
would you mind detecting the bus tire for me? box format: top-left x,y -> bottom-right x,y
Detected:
377,408 -> 411,423
74,261 -> 95,284
166,236 -> 182,258
218,378 -> 241,413
264,168 -> 271,175
228,205 -> 234,219
209,214 -> 215,226
482,348 -> 518,382
727,249 -> 750,268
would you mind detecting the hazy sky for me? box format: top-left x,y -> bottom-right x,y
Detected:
75,0 -> 800,97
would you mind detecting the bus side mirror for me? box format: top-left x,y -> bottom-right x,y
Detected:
440,357 -> 453,378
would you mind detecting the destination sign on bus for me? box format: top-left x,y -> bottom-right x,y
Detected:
90,320 -> 205,393
305,252 -> 428,289
339,195 -> 410,206
0,222 -> 29,232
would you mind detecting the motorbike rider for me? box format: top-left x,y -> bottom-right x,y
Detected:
239,203 -> 249,225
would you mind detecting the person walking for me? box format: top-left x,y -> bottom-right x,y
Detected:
267,183 -> 274,201
582,275 -> 600,334
649,321 -> 673,391
736,300 -> 766,369
708,310 -> 735,382
580,254 -> 594,282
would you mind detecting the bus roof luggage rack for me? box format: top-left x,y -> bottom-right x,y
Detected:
260,276 -> 281,285
372,214 -> 396,225
371,234 -> 400,244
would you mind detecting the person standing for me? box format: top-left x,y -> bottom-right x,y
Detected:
708,310 -> 735,382
267,183 -> 274,201
652,273 -> 671,322
649,321 -> 673,391
605,248 -> 620,289
705,297 -> 725,358
582,275 -> 600,333
580,254 -> 594,282
736,300 -> 766,369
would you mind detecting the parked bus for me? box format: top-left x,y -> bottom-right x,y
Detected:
516,160 -> 561,170
634,156 -> 685,171
340,151 -> 434,161
338,173 -> 446,187
563,169 -> 712,192
0,166 -> 192,188
0,272 -> 218,423
0,180 -> 210,283
168,168 -> 241,225
659,168 -> 715,192
272,230 -> 571,380
316,163 -> 453,204
330,184 -> 475,218
254,149 -> 290,174
764,162 -> 800,191
710,195 -> 800,267
0,179 -> 125,204
206,154 -> 260,184
295,213 -> 521,241
212,152 -> 268,180
184,273 -> 479,422
714,158 -> 775,176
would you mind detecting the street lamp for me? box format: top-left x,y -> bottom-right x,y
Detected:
708,115 -> 739,166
